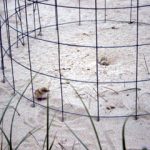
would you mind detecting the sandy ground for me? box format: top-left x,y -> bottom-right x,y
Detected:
0,0 -> 150,149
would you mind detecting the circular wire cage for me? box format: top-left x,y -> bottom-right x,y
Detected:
1,0 -> 150,121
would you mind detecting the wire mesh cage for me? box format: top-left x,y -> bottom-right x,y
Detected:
1,0 -> 150,122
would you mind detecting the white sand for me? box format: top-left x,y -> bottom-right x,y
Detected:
0,0 -> 150,149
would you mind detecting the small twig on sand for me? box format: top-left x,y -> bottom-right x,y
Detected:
58,142 -> 66,150
101,86 -> 119,95
86,91 -> 108,103
143,54 -> 150,74
93,86 -> 119,96
119,88 -> 141,93
29,132 -> 41,148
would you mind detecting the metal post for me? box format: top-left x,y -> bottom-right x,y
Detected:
25,0 -> 35,107
54,0 -> 64,122
78,0 -> 81,25
135,0 -> 139,120
95,0 -> 100,121
104,0 -> 107,22
130,0 -> 133,23
4,0 -> 16,94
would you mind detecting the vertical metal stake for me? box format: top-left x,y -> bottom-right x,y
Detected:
25,0 -> 35,107
95,0 -> 100,121
54,0 -> 64,122
104,0 -> 107,22
135,0 -> 139,120
4,0 -> 16,94
130,0 -> 133,23
79,0 -> 81,25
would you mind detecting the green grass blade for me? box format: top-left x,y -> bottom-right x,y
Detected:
29,132 -> 41,148
49,134 -> 56,150
70,84 -> 102,150
122,117 -> 129,150
4,105 -> 20,116
0,94 -> 17,125
9,69 -> 40,147
15,126 -> 43,150
46,90 -> 50,150
72,141 -> 76,150
0,121 -> 4,150
42,114 -> 56,150
0,127 -> 10,147
65,123 -> 89,150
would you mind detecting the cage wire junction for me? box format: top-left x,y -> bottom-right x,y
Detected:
0,0 -> 150,121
